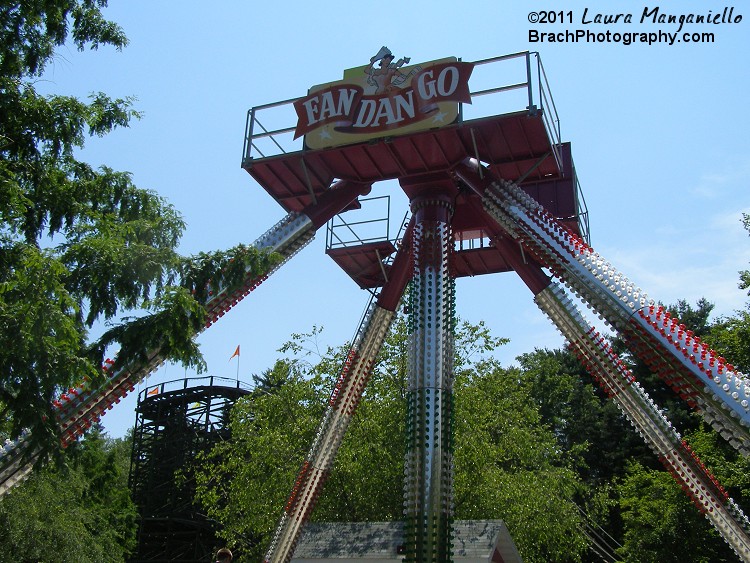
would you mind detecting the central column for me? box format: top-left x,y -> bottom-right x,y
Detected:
403,192 -> 455,562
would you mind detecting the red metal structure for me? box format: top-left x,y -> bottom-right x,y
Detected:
2,50 -> 750,562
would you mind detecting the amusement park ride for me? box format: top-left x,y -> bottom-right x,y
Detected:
2,49 -> 750,562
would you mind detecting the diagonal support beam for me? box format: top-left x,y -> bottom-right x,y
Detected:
264,221 -> 413,563
484,215 -> 750,562
454,158 -> 750,456
0,180 -> 373,498
536,282 -> 750,563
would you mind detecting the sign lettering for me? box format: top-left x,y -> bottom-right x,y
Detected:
293,50 -> 474,148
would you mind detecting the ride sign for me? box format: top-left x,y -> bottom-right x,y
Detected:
294,47 -> 474,149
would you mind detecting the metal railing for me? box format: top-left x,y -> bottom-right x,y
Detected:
241,51 -> 563,169
243,51 -> 582,247
464,51 -> 561,168
326,195 -> 391,249
325,194 -> 411,257
575,174 -> 591,245
138,375 -> 253,403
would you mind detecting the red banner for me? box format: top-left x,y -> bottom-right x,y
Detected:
294,61 -> 474,140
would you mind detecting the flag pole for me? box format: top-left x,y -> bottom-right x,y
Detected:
230,345 -> 241,387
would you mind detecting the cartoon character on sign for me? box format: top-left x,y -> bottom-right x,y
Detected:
365,46 -> 422,95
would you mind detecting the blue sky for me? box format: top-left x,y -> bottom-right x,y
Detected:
40,1 -> 749,437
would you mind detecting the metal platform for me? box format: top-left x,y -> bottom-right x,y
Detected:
241,52 -> 589,291
244,110 -> 560,212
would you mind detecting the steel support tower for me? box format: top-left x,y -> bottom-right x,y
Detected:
403,192 -> 456,561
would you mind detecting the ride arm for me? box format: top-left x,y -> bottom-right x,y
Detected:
0,180 -> 372,498
264,221 -> 413,563
485,225 -> 750,562
455,159 -> 750,456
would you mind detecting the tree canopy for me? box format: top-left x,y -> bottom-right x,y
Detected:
195,318 -> 589,563
0,1 -> 279,460
0,427 -> 137,561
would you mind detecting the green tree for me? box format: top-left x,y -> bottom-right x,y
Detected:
596,295 -> 750,563
196,318 -> 587,562
739,213 -> 750,297
611,215 -> 750,562
195,360 -> 324,559
704,308 -> 750,373
611,298 -> 716,436
453,357 -> 588,562
0,427 -> 137,561
616,459 -> 736,563
0,1 -> 279,460
518,347 -> 650,561
518,348 -> 653,484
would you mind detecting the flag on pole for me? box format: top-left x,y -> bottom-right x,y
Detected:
229,345 -> 240,361
147,387 -> 159,396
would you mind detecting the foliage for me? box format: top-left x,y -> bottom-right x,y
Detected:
615,298 -> 716,436
0,1 -> 128,80
615,460 -> 733,563
454,358 -> 588,562
195,318 -> 587,562
739,213 -> 750,295
611,295 -> 750,562
518,348 -> 653,483
605,297 -> 750,562
704,308 -> 750,373
686,423 -> 750,509
195,360 -> 324,559
518,347 -> 654,561
0,427 -> 137,561
517,289 -> 750,563
612,417 -> 750,562
0,1 -> 280,460
2,11 -> 746,553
